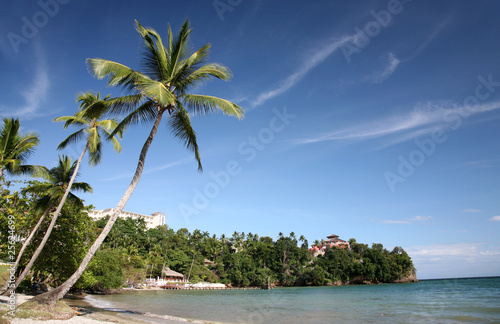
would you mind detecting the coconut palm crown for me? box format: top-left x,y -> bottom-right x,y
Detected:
85,19 -> 244,170
0,118 -> 41,178
55,91 -> 123,166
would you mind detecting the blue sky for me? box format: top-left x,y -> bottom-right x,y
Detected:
1,0 -> 500,279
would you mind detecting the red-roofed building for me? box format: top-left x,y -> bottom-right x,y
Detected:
310,234 -> 350,257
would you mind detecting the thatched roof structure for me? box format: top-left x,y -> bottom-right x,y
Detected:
162,267 -> 184,278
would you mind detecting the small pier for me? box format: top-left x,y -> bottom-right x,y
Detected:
160,284 -> 263,290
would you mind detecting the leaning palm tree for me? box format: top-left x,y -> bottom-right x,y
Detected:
0,169 -> 52,295
0,118 -> 41,178
0,118 -> 43,293
5,93 -> 122,295
32,19 -> 243,304
4,155 -> 92,294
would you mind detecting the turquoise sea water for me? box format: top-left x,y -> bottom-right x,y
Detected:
85,277 -> 500,323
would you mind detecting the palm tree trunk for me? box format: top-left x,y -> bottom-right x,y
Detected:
6,143 -> 89,294
0,206 -> 52,295
32,110 -> 165,305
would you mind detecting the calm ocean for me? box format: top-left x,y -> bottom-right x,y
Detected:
84,277 -> 500,323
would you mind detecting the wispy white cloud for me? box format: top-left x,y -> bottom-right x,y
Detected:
459,159 -> 500,168
410,216 -> 432,221
102,157 -> 193,181
250,35 -> 354,108
405,14 -> 453,62
248,13 -> 450,108
408,242 -> 500,279
0,51 -> 49,119
381,215 -> 432,224
295,100 -> 500,146
408,242 -> 500,258
363,53 -> 400,83
462,209 -> 482,213
489,216 -> 500,222
382,220 -> 411,224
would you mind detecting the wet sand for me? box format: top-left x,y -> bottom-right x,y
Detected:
0,293 -> 208,323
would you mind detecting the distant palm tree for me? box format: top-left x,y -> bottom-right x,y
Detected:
4,155 -> 92,294
0,118 -> 41,178
33,19 -> 243,304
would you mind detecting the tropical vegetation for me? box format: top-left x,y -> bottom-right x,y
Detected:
1,194 -> 415,291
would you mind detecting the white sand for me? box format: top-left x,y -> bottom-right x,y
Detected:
1,293 -> 201,323
0,294 -> 115,323
9,317 -> 112,323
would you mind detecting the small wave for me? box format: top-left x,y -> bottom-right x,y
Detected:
143,312 -> 221,323
83,294 -> 125,312
83,295 -> 202,323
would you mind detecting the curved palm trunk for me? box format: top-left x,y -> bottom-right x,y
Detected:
6,143 -> 89,294
32,110 -> 165,305
0,206 -> 52,295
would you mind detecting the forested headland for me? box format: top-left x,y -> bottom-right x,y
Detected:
1,179 -> 416,292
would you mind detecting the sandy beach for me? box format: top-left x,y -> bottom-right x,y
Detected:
0,292 -> 208,324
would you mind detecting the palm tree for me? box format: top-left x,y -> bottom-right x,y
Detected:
0,174 -> 52,294
4,155 -> 92,294
0,118 -> 40,179
32,19 -> 243,304
5,93 -> 122,294
0,118 -> 43,293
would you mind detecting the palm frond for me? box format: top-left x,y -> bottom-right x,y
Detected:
170,44 -> 211,89
174,63 -> 232,94
100,127 -> 122,153
17,165 -> 49,178
86,58 -> 146,92
135,20 -> 169,81
70,181 -> 93,194
135,78 -> 175,106
66,192 -> 85,210
168,103 -> 202,171
84,94 -> 144,119
56,129 -> 86,150
184,94 -> 244,119
109,100 -> 157,138
87,128 -> 102,166
167,19 -> 192,80
1,118 -> 41,177
53,115 -> 86,129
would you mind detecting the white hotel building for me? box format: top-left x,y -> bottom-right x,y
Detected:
88,209 -> 166,230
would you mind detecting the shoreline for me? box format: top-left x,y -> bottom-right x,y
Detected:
0,291 -> 225,324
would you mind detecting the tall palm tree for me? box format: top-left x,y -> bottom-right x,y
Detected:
6,93 -> 122,295
32,19 -> 244,304
4,156 -> 92,294
0,118 -> 40,178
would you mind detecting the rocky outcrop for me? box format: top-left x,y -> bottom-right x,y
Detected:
393,271 -> 418,283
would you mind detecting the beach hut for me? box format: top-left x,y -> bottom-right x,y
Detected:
162,267 -> 185,282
